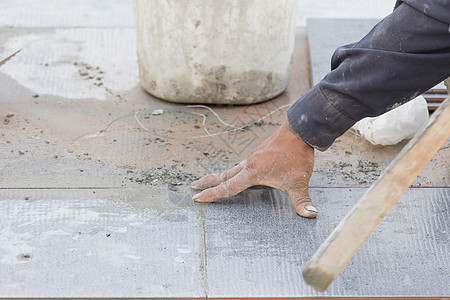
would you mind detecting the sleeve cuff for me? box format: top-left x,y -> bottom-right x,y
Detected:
287,85 -> 356,151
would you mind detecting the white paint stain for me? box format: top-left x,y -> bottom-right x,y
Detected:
174,256 -> 185,263
0,227 -> 33,264
177,248 -> 192,254
112,226 -> 128,233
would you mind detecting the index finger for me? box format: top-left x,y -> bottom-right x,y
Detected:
191,161 -> 245,191
192,168 -> 254,203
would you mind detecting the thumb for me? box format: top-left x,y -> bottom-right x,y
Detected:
287,188 -> 317,219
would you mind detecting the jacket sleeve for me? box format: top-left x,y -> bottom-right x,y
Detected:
287,1 -> 450,151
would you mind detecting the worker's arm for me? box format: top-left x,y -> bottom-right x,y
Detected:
288,0 -> 450,151
192,1 -> 450,217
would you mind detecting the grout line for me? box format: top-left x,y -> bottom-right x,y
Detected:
0,26 -> 136,30
196,206 -> 209,298
0,187 -> 128,190
207,298 -> 447,300
0,186 -> 448,190
0,25 -> 310,30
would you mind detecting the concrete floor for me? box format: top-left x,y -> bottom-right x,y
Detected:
0,0 -> 448,298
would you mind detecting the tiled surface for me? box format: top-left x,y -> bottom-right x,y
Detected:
0,0 -> 135,28
0,1 -> 449,298
205,188 -> 449,297
307,18 -> 447,88
0,189 -> 205,298
307,18 -> 380,85
296,0 -> 392,27
0,0 -> 394,28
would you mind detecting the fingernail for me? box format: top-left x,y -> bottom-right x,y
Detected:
192,194 -> 201,202
191,179 -> 201,188
299,205 -> 318,218
191,184 -> 199,190
305,205 -> 318,213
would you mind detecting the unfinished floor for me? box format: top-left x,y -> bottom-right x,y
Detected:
0,1 -> 449,299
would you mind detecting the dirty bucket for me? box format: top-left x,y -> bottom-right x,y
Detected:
133,0 -> 298,104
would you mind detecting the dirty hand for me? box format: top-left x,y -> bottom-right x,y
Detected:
191,120 -> 317,218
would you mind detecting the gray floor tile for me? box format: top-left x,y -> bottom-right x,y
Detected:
205,187 -> 449,297
297,0 -> 392,27
0,188 -> 206,298
307,18 -> 446,91
0,0 -> 134,28
1,2 -> 448,297
308,18 -> 380,85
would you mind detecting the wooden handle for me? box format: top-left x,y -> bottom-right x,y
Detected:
302,97 -> 450,292
0,49 -> 22,68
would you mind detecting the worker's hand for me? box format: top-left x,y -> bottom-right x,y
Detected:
191,120 -> 317,218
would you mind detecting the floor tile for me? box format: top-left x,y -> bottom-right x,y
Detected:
205,187 -> 449,297
0,188 -> 206,298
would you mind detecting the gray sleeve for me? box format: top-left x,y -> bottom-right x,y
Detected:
287,2 -> 450,151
